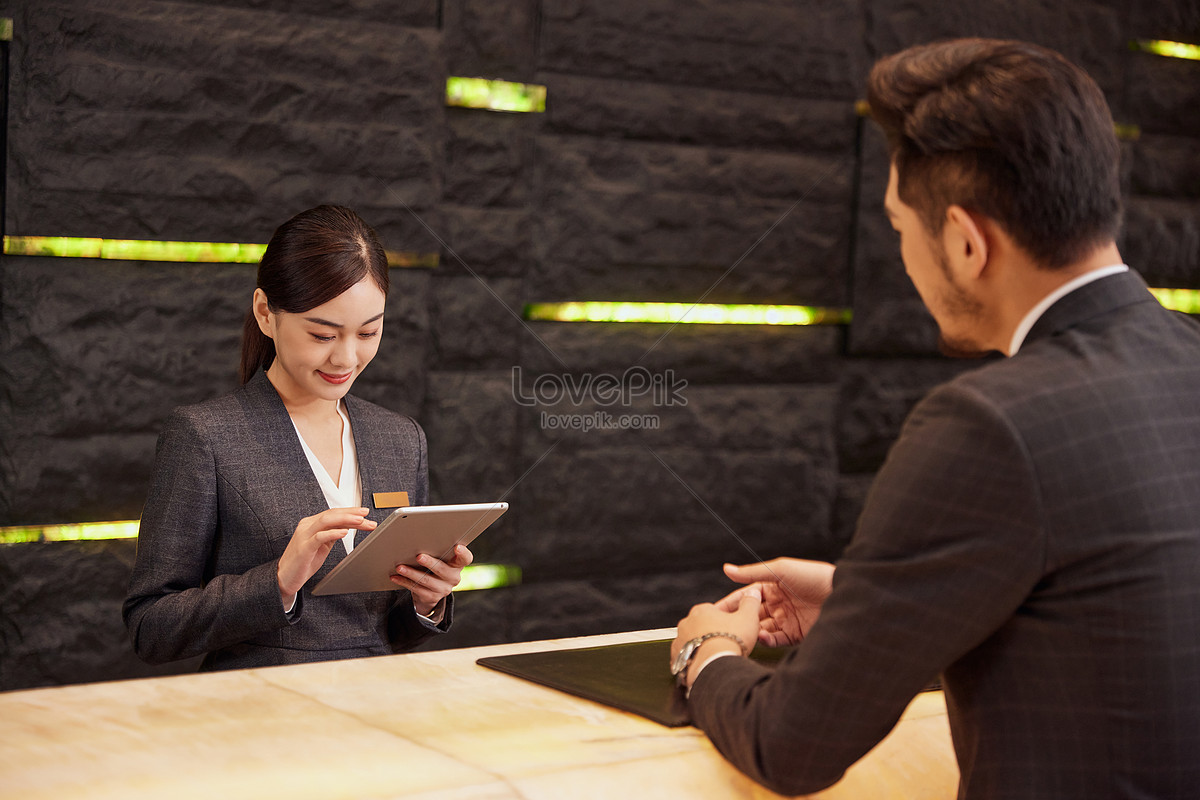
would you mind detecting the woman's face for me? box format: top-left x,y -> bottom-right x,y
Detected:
257,277 -> 386,406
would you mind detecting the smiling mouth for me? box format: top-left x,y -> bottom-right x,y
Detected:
319,371 -> 353,385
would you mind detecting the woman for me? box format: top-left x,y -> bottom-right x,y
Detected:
124,205 -> 470,670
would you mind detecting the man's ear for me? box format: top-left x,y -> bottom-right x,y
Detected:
943,205 -> 989,280
252,288 -> 275,339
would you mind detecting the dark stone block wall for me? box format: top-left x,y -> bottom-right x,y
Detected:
1,0 -> 1197,691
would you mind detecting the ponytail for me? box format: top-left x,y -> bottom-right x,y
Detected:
238,308 -> 276,384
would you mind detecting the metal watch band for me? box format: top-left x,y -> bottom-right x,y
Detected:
673,631 -> 746,684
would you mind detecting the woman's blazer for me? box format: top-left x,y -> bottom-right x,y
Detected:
124,370 -> 448,670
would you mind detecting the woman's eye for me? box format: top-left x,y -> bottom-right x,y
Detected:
359,330 -> 380,339
311,334 -> 335,342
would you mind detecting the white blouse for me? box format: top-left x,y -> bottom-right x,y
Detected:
290,399 -> 362,554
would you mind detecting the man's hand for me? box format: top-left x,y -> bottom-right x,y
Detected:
672,587 -> 763,689
716,558 -> 835,647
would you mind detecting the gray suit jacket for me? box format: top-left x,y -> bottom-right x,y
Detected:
124,370 -> 450,671
689,270 -> 1200,798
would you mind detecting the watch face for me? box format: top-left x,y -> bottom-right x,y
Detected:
671,641 -> 694,676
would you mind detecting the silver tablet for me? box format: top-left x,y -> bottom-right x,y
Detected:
311,502 -> 508,596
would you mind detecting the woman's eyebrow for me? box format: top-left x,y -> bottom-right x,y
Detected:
302,312 -> 385,328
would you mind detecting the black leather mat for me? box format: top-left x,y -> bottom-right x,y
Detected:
477,638 -> 790,727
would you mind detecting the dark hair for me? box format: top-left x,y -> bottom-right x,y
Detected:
866,38 -> 1122,269
239,205 -> 389,383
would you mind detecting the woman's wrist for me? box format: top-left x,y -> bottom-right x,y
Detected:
417,597 -> 444,623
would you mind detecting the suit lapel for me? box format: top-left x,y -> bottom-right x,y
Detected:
241,371 -> 351,573
343,395 -> 384,548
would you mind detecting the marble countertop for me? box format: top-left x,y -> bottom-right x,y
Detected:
0,628 -> 956,799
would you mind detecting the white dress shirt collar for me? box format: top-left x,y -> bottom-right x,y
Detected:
1008,264 -> 1129,355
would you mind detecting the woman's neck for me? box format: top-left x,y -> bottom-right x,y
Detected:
265,363 -> 342,423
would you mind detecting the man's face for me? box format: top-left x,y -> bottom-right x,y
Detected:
884,164 -> 986,356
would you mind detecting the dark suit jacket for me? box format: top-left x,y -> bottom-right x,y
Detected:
124,370 -> 450,671
689,270 -> 1200,798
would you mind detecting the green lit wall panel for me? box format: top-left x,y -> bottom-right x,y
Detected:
1150,288 -> 1200,315
0,520 -> 140,544
0,520 -> 520,590
524,292 -> 1198,328
2,236 -> 438,268
1112,123 -> 1141,141
524,302 -> 852,326
383,250 -> 439,269
4,235 -> 266,262
1132,39 -> 1200,61
458,564 -> 522,591
446,76 -> 546,113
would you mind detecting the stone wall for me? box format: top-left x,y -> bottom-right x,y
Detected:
1,0 -> 1197,691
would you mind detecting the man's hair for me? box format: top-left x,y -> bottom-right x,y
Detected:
867,38 -> 1122,269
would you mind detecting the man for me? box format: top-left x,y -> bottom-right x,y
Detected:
673,39 -> 1200,798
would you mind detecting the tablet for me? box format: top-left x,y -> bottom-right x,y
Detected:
311,502 -> 508,596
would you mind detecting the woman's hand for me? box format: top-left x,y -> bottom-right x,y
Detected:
277,507 -> 376,609
390,544 -> 474,622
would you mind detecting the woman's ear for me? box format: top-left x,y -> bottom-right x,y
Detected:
943,205 -> 989,281
252,288 -> 275,338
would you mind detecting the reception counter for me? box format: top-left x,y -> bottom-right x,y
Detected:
0,629 -> 957,799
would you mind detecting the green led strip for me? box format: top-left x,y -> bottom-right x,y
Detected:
527,293 -> 1198,325
0,518 -> 522,590
457,564 -> 523,591
525,301 -> 852,326
2,235 -> 438,268
383,250 -> 439,268
0,520 -> 140,544
1113,123 -> 1141,142
1131,39 -> 1200,61
5,236 -> 266,262
446,76 -> 546,113
1150,287 -> 1200,315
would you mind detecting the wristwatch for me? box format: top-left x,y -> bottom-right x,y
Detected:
671,632 -> 746,685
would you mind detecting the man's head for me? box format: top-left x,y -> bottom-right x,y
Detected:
867,38 -> 1122,271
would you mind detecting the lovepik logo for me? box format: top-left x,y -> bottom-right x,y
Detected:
511,366 -> 688,408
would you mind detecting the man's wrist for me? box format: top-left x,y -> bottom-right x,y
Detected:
673,631 -> 747,690
687,638 -> 744,689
